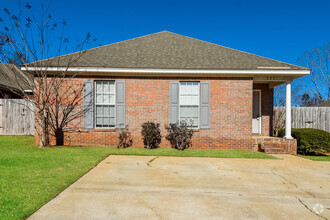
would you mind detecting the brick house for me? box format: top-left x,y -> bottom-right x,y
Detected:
22,31 -> 309,153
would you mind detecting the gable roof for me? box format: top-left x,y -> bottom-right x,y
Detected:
0,64 -> 32,91
316,100 -> 330,107
30,31 -> 307,71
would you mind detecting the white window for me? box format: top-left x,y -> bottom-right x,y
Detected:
95,81 -> 115,128
179,82 -> 199,127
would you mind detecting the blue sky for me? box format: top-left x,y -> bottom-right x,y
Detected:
3,0 -> 330,65
2,0 -> 330,102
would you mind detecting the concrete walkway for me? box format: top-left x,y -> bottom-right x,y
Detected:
29,155 -> 330,219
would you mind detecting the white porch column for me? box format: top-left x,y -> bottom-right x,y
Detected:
285,81 -> 293,139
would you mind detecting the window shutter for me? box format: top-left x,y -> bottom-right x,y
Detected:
200,81 -> 210,129
83,80 -> 94,129
169,81 -> 179,124
115,80 -> 126,128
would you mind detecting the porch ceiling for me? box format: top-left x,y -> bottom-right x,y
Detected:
253,75 -> 302,88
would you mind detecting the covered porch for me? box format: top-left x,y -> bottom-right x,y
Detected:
252,75 -> 299,154
253,75 -> 297,138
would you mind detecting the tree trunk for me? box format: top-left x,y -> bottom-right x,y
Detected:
55,128 -> 64,146
40,110 -> 50,147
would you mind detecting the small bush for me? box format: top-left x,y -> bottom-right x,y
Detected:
117,126 -> 133,148
278,128 -> 330,155
165,121 -> 194,150
141,122 -> 162,149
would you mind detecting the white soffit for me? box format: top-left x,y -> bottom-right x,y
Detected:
21,67 -> 310,76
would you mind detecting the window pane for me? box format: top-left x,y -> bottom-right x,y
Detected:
110,106 -> 115,117
103,106 -> 109,116
188,117 -> 198,127
96,117 -> 103,127
96,106 -> 102,117
103,117 -> 109,127
191,95 -> 199,105
180,106 -> 188,118
103,94 -> 110,104
103,82 -> 110,93
180,82 -> 187,95
96,94 -> 102,104
110,117 -> 115,126
110,94 -> 115,104
190,106 -> 198,117
96,82 -> 102,94
179,117 -> 198,127
180,106 -> 198,117
191,83 -> 199,94
180,106 -> 198,127
180,95 -> 189,105
110,82 -> 115,94
192,117 -> 198,126
179,82 -> 199,106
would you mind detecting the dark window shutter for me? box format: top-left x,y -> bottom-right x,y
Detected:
116,80 -> 126,128
83,80 -> 94,129
169,81 -> 179,124
200,81 -> 210,129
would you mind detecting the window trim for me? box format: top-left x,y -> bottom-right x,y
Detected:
94,80 -> 116,129
179,81 -> 200,129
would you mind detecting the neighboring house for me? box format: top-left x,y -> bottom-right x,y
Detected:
316,100 -> 330,107
22,31 -> 310,153
0,64 -> 33,98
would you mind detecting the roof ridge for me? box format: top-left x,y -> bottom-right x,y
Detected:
166,32 -> 308,70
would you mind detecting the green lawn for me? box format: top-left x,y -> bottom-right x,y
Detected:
298,155 -> 330,161
0,135 -> 275,219
0,135 -> 117,219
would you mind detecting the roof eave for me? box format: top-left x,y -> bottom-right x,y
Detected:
21,66 -> 310,77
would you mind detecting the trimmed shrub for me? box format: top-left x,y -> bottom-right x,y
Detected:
278,128 -> 330,155
141,122 -> 162,149
165,121 -> 194,150
117,126 -> 133,148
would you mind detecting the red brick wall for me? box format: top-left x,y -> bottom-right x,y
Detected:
253,84 -> 274,136
35,76 -> 256,150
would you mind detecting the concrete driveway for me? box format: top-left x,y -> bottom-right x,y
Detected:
29,155 -> 330,220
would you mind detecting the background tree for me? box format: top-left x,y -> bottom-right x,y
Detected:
298,43 -> 330,103
0,2 -> 97,146
300,92 -> 322,107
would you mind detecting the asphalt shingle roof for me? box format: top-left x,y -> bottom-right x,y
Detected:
0,64 -> 31,91
34,31 -> 307,70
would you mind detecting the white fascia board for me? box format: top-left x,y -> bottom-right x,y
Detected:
21,67 -> 310,75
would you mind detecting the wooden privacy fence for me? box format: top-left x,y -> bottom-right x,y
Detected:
275,107 -> 330,133
0,99 -> 34,135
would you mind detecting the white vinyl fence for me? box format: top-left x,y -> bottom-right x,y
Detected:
0,99 -> 34,135
275,107 -> 330,133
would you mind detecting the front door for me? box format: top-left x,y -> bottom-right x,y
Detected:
252,90 -> 261,134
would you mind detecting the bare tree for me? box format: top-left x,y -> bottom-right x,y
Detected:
0,3 -> 96,146
299,43 -> 330,102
